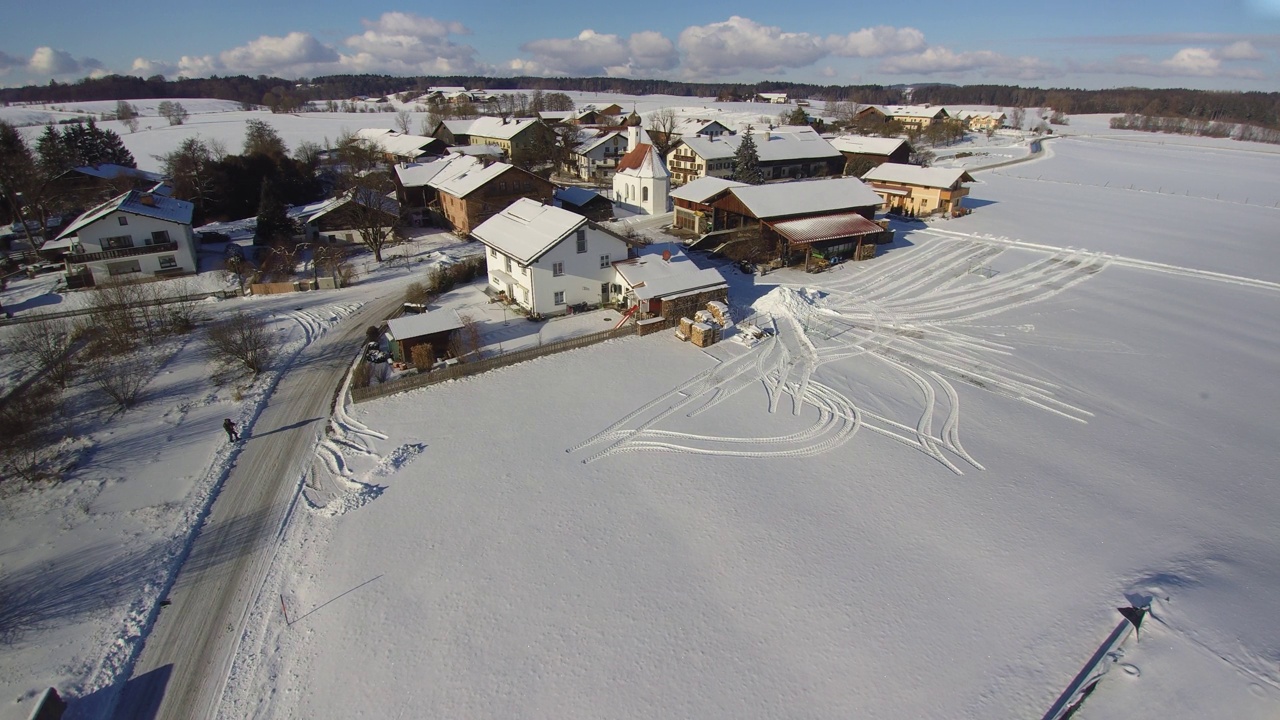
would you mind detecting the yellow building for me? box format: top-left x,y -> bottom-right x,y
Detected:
861,164 -> 974,217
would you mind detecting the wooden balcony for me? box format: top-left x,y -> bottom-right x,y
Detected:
66,241 -> 178,264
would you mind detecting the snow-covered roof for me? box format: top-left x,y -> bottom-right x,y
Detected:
57,190 -> 193,239
538,110 -> 575,122
386,309 -> 464,340
443,116 -> 542,141
577,130 -> 624,155
669,176 -> 748,204
355,129 -> 442,159
554,186 -> 605,208
669,118 -> 729,137
71,164 -> 164,183
726,178 -> 883,219
471,198 -> 586,265
862,164 -> 975,189
828,136 -> 908,156
613,243 -> 728,301
431,161 -> 515,198
955,110 -> 1006,121
678,126 -> 841,163
766,212 -> 884,246
447,145 -> 504,159
303,191 -> 399,223
394,155 -> 481,188
615,144 -> 669,178
881,105 -> 949,120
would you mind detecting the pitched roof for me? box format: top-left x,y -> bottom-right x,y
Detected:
354,129 -> 442,159
431,161 -> 516,198
57,190 -> 193,239
613,243 -> 728,301
577,130 -> 624,155
554,186 -> 606,208
862,164 -> 975,189
881,105 -> 949,120
615,143 -> 669,178
678,126 -> 841,163
766,212 -> 884,246
669,118 -> 729,137
669,176 -> 748,204
70,164 -> 163,183
387,309 -> 464,340
725,178 -> 883,219
471,198 -> 586,265
828,135 -> 908,156
443,116 -> 542,141
394,155 -> 481,188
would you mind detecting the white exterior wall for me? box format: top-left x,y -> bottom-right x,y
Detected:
574,136 -> 628,180
73,210 -> 197,282
488,227 -> 628,315
612,170 -> 670,216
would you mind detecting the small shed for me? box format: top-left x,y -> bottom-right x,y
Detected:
385,310 -> 465,363
554,187 -> 614,223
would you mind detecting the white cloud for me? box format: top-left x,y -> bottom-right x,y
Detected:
827,26 -> 926,58
219,32 -> 339,72
1089,47 -> 1267,79
678,16 -> 827,76
342,12 -> 484,75
516,29 -> 678,76
178,55 -> 221,77
1216,40 -> 1264,60
878,46 -> 1056,80
28,47 -> 83,75
131,58 -> 177,78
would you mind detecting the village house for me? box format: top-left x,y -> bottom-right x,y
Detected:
646,118 -> 733,154
354,128 -> 448,163
432,117 -> 551,160
613,243 -> 729,331
432,160 -> 555,235
954,111 -> 1007,133
385,309 -> 465,364
698,177 -> 890,268
670,176 -> 747,234
828,135 -> 913,172
293,190 -> 400,243
856,105 -> 950,130
49,163 -> 170,210
755,92 -> 790,104
861,164 -> 975,217
666,126 -> 845,186
572,129 -> 629,181
46,190 -> 197,286
472,198 -> 635,316
612,133 -> 671,216
392,154 -> 484,225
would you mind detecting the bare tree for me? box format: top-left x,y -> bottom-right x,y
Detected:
206,310 -> 273,375
157,101 -> 189,126
116,100 -> 140,133
646,108 -> 679,159
1009,107 -> 1026,130
9,314 -> 77,386
0,382 -> 63,482
825,100 -> 862,130
395,108 -> 412,134
333,138 -> 402,262
447,313 -> 484,361
87,350 -> 153,410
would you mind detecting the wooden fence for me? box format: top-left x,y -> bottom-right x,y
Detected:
350,324 -> 634,403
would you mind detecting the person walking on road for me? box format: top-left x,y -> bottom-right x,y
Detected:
223,418 -> 240,442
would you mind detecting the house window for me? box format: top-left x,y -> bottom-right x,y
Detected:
505,256 -> 512,273
158,255 -> 177,269
599,254 -> 611,268
490,247 -> 497,258
611,283 -> 622,294
642,187 -> 649,202
101,235 -> 133,249
149,230 -> 170,245
576,229 -> 586,253
106,259 -> 141,275
522,287 -> 529,302
118,216 -> 128,226
521,265 -> 527,276
552,262 -> 564,276
554,291 -> 565,305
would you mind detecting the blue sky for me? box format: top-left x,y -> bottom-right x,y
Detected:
2,0 -> 1279,91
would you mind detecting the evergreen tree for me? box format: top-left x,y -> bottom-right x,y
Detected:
254,182 -> 295,246
732,125 -> 764,185
36,124 -> 72,177
0,121 -> 39,239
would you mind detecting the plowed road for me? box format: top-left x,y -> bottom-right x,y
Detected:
113,294 -> 403,720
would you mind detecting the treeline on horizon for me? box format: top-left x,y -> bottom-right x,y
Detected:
3,73 -> 1278,130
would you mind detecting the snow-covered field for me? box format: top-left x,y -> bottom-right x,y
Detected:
1,97 -> 1279,719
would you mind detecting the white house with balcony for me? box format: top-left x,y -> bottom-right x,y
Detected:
472,198 -> 633,316
48,190 -> 197,285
